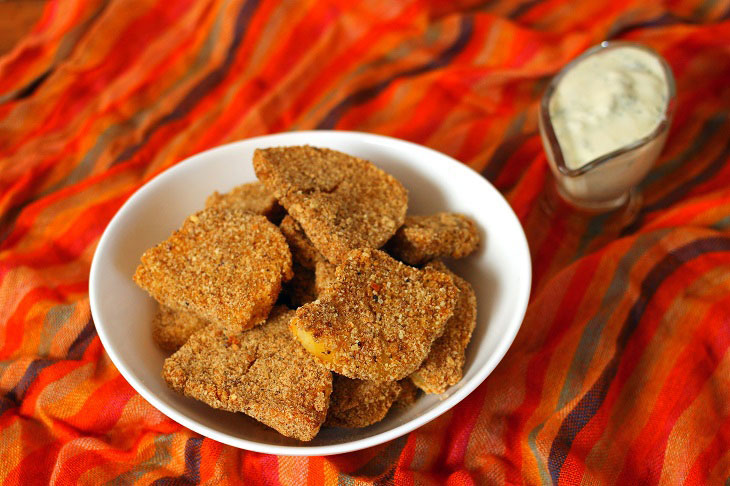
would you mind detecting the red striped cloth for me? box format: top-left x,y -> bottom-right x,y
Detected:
2,0 -> 730,483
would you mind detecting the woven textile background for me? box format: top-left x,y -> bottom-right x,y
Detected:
2,0 -> 730,484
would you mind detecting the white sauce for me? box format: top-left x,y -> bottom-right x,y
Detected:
549,46 -> 669,170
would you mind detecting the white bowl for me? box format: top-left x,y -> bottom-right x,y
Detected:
89,130 -> 531,456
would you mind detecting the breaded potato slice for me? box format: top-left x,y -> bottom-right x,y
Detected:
290,249 -> 458,382
163,307 -> 332,441
134,207 -> 293,333
325,376 -> 401,428
278,216 -> 337,295
282,263 -> 318,308
394,379 -> 421,408
152,304 -> 208,352
280,215 -> 321,269
254,146 -> 408,264
410,261 -> 477,394
314,259 -> 337,295
387,213 -> 479,266
281,260 -> 337,309
205,182 -> 283,222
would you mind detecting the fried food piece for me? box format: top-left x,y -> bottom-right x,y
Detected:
281,259 -> 338,309
325,376 -> 401,428
280,215 -> 321,269
278,215 -> 337,295
282,263 -> 318,308
387,213 -> 480,266
254,146 -> 408,264
205,182 -> 284,222
134,207 -> 293,333
314,259 -> 337,295
410,261 -> 477,394
290,249 -> 458,382
394,379 -> 421,408
152,304 -> 209,352
282,260 -> 336,309
163,307 -> 332,441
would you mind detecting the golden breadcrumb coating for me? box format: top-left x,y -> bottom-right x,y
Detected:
134,207 -> 293,333
387,213 -> 480,266
410,261 -> 477,394
394,379 -> 421,408
253,146 -> 408,264
290,248 -> 458,382
152,304 -> 209,352
138,146 -> 481,441
325,376 -> 401,428
205,182 -> 284,222
162,307 -> 332,441
282,263 -> 318,308
279,215 -> 321,269
314,259 -> 337,295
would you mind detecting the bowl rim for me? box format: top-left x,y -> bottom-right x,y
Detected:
89,130 -> 531,456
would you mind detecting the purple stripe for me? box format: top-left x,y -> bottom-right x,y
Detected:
625,136 -> 730,235
480,112 -> 529,182
547,236 -> 730,485
152,436 -> 203,486
607,12 -> 678,38
67,318 -> 97,360
110,0 -> 261,167
509,0 -> 543,19
316,16 -> 474,130
0,396 -> 17,416
6,358 -> 56,404
1,1 -> 111,103
643,137 -> 730,212
12,70 -> 53,101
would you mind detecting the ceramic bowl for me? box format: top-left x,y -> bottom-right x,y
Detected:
89,130 -> 531,455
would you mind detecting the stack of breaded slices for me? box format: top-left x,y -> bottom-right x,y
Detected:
134,146 -> 480,441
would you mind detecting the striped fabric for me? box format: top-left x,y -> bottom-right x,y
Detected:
1,0 -> 730,483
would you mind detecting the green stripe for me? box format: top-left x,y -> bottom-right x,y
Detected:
527,423 -> 550,486
291,20 -> 444,130
46,0 -> 232,193
640,113 -> 728,189
556,229 -> 671,409
38,303 -> 74,356
711,214 -> 730,231
105,433 -> 175,485
0,1 -> 110,104
527,229 -> 671,483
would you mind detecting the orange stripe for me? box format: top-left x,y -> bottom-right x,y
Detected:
0,191 -> 132,282
19,360 -> 86,418
0,0 -> 68,94
561,251 -> 730,483
685,413 -> 730,486
65,375 -> 136,433
393,432 -> 418,485
1,160 -> 141,252
3,0 -> 196,158
614,292 -> 730,483
0,288 -> 60,359
271,1 -> 425,132
504,256 -> 600,483
186,0 -> 341,153
199,439 -> 223,483
0,0 -> 220,195
307,456 -> 325,485
4,442 -> 60,486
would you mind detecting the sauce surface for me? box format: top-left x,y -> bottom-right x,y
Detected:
549,46 -> 669,170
